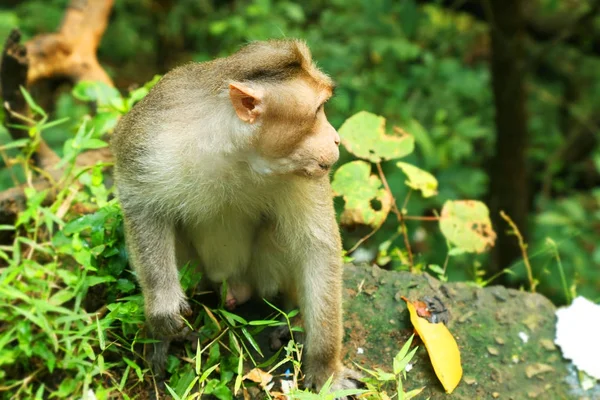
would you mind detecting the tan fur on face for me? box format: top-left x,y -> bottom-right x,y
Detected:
256,77 -> 337,165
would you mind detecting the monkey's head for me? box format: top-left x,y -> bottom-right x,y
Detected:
226,40 -> 340,179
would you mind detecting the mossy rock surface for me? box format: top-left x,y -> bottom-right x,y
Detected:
340,264 -> 598,400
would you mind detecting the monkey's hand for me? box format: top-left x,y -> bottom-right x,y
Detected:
146,298 -> 193,339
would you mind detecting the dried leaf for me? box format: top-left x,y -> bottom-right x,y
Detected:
403,297 -> 463,393
243,368 -> 273,388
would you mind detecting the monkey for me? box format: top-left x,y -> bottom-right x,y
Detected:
110,39 -> 360,393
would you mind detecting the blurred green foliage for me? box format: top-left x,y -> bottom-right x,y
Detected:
1,0 -> 599,304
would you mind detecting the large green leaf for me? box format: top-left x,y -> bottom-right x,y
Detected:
396,162 -> 438,198
72,81 -> 121,107
439,200 -> 496,254
332,161 -> 391,228
338,111 -> 415,163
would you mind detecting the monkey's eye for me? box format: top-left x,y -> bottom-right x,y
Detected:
315,103 -> 324,116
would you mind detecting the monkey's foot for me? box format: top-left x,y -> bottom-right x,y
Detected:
332,367 -> 364,391
269,325 -> 304,350
146,299 -> 192,338
306,367 -> 364,399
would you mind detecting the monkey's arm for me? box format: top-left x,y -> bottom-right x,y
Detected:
122,210 -> 192,378
298,244 -> 353,390
122,212 -> 191,330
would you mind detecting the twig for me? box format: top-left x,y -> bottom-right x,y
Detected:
499,210 -> 536,292
376,162 -> 414,269
402,215 -> 439,221
347,221 -> 385,254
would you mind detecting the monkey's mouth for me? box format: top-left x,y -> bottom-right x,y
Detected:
299,163 -> 333,179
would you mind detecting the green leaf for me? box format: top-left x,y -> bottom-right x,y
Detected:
39,117 -> 69,130
200,363 -> 220,383
123,357 -> 144,381
90,111 -> 120,136
332,160 -> 391,228
404,386 -> 425,399
394,346 -> 418,376
439,200 -> 496,253
164,383 -> 182,400
81,138 -> 108,150
241,327 -> 263,357
63,207 -> 112,235
97,317 -> 106,350
218,309 -> 248,326
0,138 -> 29,150
195,339 -> 202,375
72,81 -> 121,106
396,162 -> 438,198
394,334 -> 415,374
19,86 -> 46,118
338,111 -> 414,163
211,383 -> 233,400
248,319 -> 282,326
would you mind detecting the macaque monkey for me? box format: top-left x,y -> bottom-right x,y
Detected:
111,39 -> 359,392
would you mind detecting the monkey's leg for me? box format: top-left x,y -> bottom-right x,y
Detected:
122,212 -> 191,378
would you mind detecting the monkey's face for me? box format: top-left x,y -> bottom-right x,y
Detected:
246,78 -> 340,179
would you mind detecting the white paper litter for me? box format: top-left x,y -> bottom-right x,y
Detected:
554,296 -> 600,379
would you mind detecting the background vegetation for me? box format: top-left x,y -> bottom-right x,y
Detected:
0,0 -> 599,398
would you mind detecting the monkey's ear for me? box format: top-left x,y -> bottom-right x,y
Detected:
229,83 -> 264,124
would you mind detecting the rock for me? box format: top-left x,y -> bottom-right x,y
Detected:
340,264 -> 598,399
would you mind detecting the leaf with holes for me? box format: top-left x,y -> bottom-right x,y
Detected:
339,111 -> 414,163
396,162 -> 438,198
332,161 -> 392,228
439,200 -> 496,253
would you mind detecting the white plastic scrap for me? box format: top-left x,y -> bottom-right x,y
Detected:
81,390 -> 97,400
518,331 -> 529,343
280,379 -> 294,395
554,296 -> 600,379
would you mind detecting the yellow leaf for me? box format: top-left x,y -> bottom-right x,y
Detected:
404,299 -> 462,393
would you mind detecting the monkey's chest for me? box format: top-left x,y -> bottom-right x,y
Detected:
185,208 -> 263,282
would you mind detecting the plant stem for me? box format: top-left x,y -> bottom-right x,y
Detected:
402,215 -> 439,221
376,162 -> 413,270
499,210 -> 536,292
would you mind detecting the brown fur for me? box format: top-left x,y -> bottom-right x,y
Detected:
111,39 -> 358,393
